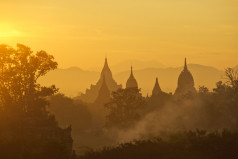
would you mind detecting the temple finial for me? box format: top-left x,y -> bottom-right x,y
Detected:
184,57 -> 188,70
101,57 -> 111,77
152,77 -> 162,95
103,57 -> 109,68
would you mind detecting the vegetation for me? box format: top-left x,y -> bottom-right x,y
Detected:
49,94 -> 92,131
104,68 -> 238,130
79,130 -> 238,159
78,68 -> 238,159
1,43 -> 238,158
0,44 -> 73,159
105,88 -> 146,128
197,68 -> 238,129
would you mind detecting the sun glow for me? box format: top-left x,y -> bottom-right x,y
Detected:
0,25 -> 24,38
0,0 -> 238,69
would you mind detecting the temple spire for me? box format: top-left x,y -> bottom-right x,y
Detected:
184,58 -> 188,70
105,57 -> 108,67
174,58 -> 196,96
95,75 -> 110,104
152,77 -> 162,96
79,58 -> 122,103
131,65 -> 133,75
129,65 -> 135,79
126,65 -> 138,89
101,57 -> 112,78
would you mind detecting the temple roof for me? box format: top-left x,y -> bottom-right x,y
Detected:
126,66 -> 138,89
95,75 -> 110,104
177,58 -> 194,88
152,77 -> 162,96
79,58 -> 122,103
101,58 -> 112,78
175,58 -> 196,96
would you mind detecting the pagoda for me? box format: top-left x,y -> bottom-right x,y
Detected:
79,58 -> 122,103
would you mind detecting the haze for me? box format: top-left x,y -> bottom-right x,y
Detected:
0,0 -> 238,70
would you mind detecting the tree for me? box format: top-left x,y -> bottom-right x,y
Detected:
225,68 -> 238,97
0,44 -> 73,159
0,44 -> 58,114
105,88 -> 146,128
211,68 -> 238,129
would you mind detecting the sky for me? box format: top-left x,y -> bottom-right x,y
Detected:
0,0 -> 238,70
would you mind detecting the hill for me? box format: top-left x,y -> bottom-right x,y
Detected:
89,60 -> 164,72
39,64 -> 225,97
115,64 -> 225,95
39,67 -> 99,97
234,65 -> 238,71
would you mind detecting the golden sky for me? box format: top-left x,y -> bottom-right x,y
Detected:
0,0 -> 238,70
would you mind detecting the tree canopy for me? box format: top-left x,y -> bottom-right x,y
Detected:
0,44 -> 58,114
105,88 -> 146,128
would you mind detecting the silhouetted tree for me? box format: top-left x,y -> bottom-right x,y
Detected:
105,88 -> 146,128
49,93 -> 93,132
0,44 -> 73,159
79,130 -> 238,159
194,68 -> 238,130
211,68 -> 238,128
0,44 -> 58,114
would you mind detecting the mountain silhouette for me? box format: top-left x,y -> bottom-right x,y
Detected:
115,64 -> 225,95
39,64 -> 225,97
89,60 -> 164,72
39,67 -> 99,97
234,65 -> 238,71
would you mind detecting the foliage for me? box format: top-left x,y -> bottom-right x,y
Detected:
79,130 -> 238,159
0,44 -> 58,113
0,138 -> 69,159
48,93 -> 93,132
105,88 -> 146,128
203,68 -> 238,129
0,44 -> 73,159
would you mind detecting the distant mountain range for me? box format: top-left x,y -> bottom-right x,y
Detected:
39,67 -> 99,97
115,64 -> 225,95
89,59 -> 165,72
234,65 -> 238,70
39,64 -> 235,97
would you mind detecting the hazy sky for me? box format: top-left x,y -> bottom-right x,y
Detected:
0,0 -> 237,70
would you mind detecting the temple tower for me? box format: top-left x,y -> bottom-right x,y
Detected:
152,77 -> 162,96
126,66 -> 138,89
174,58 -> 196,96
79,58 -> 122,103
95,75 -> 111,104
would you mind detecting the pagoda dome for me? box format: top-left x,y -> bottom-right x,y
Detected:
177,58 -> 194,89
126,66 -> 138,89
175,58 -> 196,96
